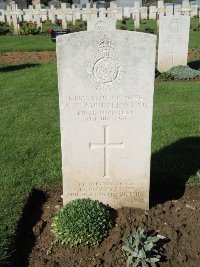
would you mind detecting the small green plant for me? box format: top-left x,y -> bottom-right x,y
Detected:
67,21 -> 86,32
0,243 -> 9,265
191,23 -> 200,32
144,27 -> 155,34
122,227 -> 165,267
19,21 -> 41,35
161,65 -> 200,80
160,71 -> 174,81
0,22 -> 11,35
121,25 -> 127,30
51,198 -> 113,246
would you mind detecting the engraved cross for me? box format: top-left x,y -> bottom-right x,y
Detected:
89,126 -> 123,179
167,44 -> 177,65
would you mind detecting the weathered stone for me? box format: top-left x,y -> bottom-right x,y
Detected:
56,31 -> 156,210
158,15 -> 190,72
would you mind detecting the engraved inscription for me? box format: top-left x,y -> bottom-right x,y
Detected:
89,126 -> 123,178
63,95 -> 149,122
87,35 -> 125,90
66,181 -> 145,199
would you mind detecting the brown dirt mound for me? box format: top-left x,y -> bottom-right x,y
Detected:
11,186 -> 200,267
0,51 -> 56,65
0,48 -> 199,66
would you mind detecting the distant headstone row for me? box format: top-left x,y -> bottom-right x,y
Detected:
0,0 -> 199,31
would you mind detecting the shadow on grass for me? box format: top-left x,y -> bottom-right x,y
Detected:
188,60 -> 200,70
0,63 -> 40,72
150,137 -> 200,207
10,189 -> 47,267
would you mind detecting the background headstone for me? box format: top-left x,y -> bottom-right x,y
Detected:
96,1 -> 109,9
140,7 -> 147,19
56,30 -> 156,209
48,0 -> 61,9
165,3 -> 173,16
116,0 -> 135,8
157,15 -> 190,72
174,4 -> 182,15
149,5 -> 157,19
87,17 -> 116,31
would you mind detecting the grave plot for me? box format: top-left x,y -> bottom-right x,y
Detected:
0,11 -> 200,267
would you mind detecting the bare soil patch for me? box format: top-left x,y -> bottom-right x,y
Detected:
11,185 -> 200,267
0,49 -> 199,66
0,51 -> 56,65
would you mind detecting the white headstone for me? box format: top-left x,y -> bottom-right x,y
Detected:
56,31 -> 156,209
116,7 -> 123,20
182,0 -> 191,15
74,7 -> 81,20
149,6 -> 157,20
165,4 -> 173,16
140,7 -> 147,20
60,3 -> 67,29
87,18 -> 116,31
5,6 -> 12,26
66,8 -> 73,22
158,15 -> 190,72
98,8 -> 106,18
174,4 -> 182,16
190,4 -> 198,17
0,9 -> 5,22
90,7 -> 98,19
124,7 -> 131,18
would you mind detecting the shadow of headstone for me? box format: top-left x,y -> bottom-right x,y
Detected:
188,60 -> 200,71
0,64 -> 41,73
10,188 -> 47,267
150,137 -> 200,207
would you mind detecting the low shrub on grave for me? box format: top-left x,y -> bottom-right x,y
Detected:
67,21 -> 87,32
51,198 -> 113,246
191,23 -> 200,32
159,71 -> 174,81
144,27 -> 155,34
121,25 -> 127,30
122,19 -> 127,25
122,227 -> 165,267
0,22 -> 11,35
160,65 -> 200,80
19,21 -> 41,35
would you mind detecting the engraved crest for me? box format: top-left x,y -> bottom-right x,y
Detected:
94,21 -> 108,31
87,35 -> 125,90
169,19 -> 181,32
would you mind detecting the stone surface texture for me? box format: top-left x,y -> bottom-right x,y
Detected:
157,15 -> 190,72
57,31 -> 156,209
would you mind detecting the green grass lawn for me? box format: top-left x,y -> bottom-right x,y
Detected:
0,35 -> 56,52
0,62 -> 199,264
117,17 -> 200,49
0,18 -> 199,52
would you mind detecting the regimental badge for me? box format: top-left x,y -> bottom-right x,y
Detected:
169,19 -> 181,32
87,35 -> 125,90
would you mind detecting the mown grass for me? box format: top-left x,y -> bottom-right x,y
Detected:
0,35 -> 56,52
0,62 -> 199,264
117,17 -> 200,49
0,63 -> 61,265
0,18 -> 199,52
